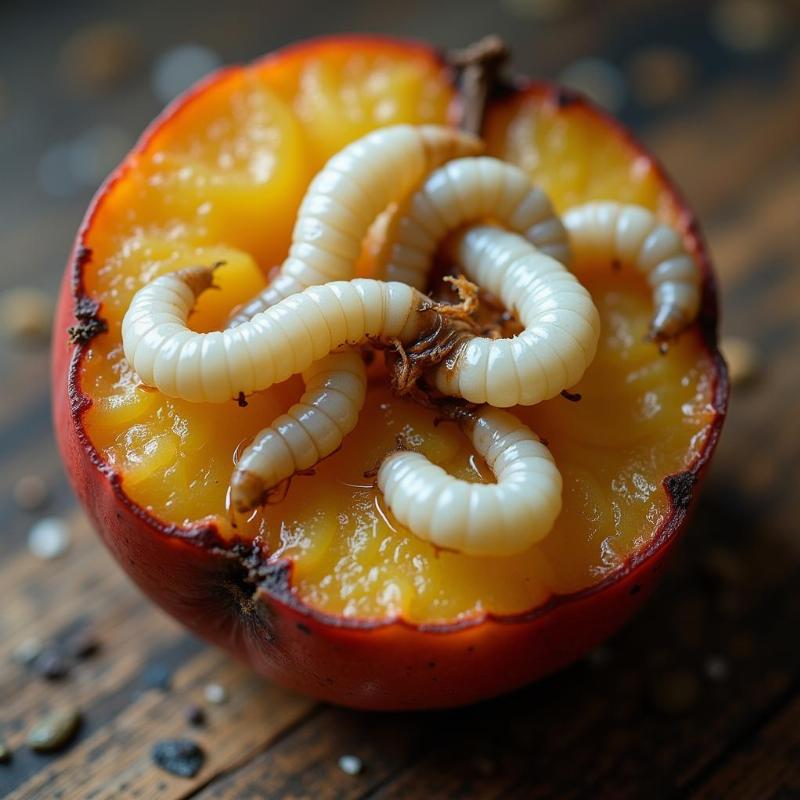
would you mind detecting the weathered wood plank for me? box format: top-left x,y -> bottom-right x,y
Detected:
193,707 -> 420,800
6,651 -> 315,800
690,693 -> 800,800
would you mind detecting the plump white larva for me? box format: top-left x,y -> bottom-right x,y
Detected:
231,349 -> 367,512
378,406 -> 561,556
562,201 -> 701,339
431,225 -> 600,407
122,267 -> 435,404
379,156 -> 571,288
228,124 -> 482,326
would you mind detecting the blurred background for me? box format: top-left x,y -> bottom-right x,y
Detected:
1,0 -> 799,797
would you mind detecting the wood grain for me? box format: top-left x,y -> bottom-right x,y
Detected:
2,0 -> 799,797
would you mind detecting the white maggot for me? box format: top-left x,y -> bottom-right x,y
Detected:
562,201 -> 701,339
228,124 -> 482,325
432,225 -> 600,407
122,267 -> 440,404
378,406 -> 561,556
379,156 -> 571,288
231,349 -> 367,512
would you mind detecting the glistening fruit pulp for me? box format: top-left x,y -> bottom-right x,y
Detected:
79,41 -> 718,623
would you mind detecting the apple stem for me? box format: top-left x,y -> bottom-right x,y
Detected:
450,35 -> 510,135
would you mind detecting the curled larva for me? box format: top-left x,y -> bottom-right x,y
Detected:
378,406 -> 561,556
122,267 -> 443,404
431,225 -> 600,407
562,201 -> 701,339
379,156 -> 571,288
228,124 -> 483,326
231,349 -> 367,512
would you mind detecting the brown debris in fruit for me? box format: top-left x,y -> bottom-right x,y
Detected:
384,275 -> 481,398
449,35 -> 510,135
68,294 -> 107,345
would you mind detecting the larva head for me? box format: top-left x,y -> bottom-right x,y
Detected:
54,35 -> 726,709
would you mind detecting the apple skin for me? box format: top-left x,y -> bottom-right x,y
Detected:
52,36 -> 727,710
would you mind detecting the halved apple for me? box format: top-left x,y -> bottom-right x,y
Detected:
53,35 -> 727,709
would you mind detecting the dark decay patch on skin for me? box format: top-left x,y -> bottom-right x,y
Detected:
664,470 -> 696,512
237,392 -> 248,407
68,255 -> 108,344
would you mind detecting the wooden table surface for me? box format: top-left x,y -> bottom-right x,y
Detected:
1,1 -> 799,797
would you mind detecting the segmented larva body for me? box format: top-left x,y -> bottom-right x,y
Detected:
431,225 -> 600,407
562,201 -> 701,339
228,124 -> 482,326
231,349 -> 367,512
122,267 -> 435,404
378,406 -> 561,556
379,156 -> 571,288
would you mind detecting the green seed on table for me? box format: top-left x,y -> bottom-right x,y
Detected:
26,708 -> 81,752
0,287 -> 54,343
0,739 -> 11,763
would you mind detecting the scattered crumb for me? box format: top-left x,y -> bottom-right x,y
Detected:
26,708 -> 81,752
338,754 -> 364,776
67,629 -> 101,660
12,637 -> 44,666
142,663 -> 173,692
720,335 -> 760,387
13,474 -> 50,511
35,650 -> 70,681
704,655 -> 730,682
151,739 -> 205,778
28,517 -> 71,560
184,704 -> 206,727
628,47 -> 696,107
203,683 -> 228,704
0,287 -> 54,343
